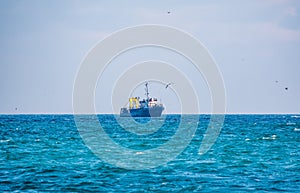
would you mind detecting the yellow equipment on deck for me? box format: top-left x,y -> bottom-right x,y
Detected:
129,97 -> 140,109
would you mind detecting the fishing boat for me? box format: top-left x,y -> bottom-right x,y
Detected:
120,82 -> 164,117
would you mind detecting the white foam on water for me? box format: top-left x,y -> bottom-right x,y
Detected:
287,122 -> 296,125
262,135 -> 276,140
0,139 -> 10,143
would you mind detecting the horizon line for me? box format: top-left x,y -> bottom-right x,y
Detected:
0,112 -> 299,115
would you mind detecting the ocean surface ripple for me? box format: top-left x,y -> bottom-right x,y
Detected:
0,114 -> 299,192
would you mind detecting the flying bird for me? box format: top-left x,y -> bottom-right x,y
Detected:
165,82 -> 174,89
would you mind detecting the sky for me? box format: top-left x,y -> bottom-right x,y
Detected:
0,0 -> 300,114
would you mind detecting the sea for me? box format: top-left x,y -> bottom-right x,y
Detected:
0,114 -> 299,192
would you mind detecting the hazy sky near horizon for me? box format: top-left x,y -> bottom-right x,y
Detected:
1,0 -> 300,114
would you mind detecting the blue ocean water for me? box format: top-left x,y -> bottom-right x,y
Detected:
0,114 -> 299,192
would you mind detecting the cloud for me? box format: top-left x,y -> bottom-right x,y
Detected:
126,1 -> 299,41
246,22 -> 300,43
285,6 -> 297,16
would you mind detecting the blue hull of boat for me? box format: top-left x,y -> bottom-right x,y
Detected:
120,106 -> 164,117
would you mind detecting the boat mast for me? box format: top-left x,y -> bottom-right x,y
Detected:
145,82 -> 150,101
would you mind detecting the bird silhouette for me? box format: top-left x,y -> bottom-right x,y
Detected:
165,82 -> 174,89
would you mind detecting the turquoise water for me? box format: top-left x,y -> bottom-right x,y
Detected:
0,114 -> 299,192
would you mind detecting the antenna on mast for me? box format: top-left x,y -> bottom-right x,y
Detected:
145,82 -> 150,100
144,82 -> 150,108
